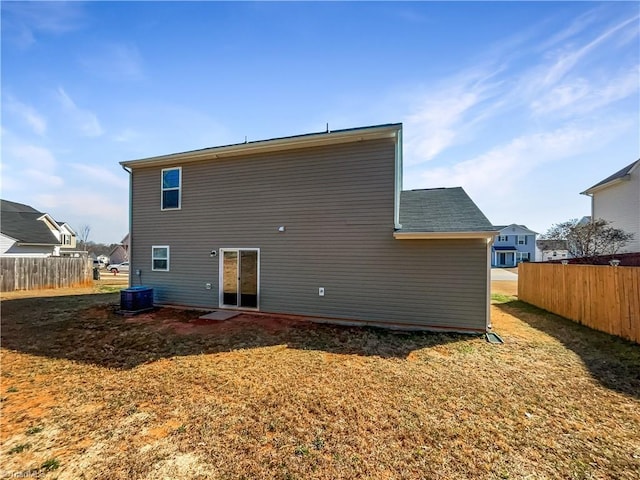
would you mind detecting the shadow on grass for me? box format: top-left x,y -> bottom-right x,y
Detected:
1,294 -> 472,370
496,299 -> 640,400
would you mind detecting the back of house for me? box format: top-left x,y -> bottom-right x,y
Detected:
121,124 -> 496,332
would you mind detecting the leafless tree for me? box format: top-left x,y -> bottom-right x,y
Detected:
542,218 -> 633,262
78,224 -> 91,251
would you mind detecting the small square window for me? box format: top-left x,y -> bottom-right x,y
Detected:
161,167 -> 181,210
152,246 -> 170,271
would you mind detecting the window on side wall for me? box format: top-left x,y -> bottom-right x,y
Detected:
161,167 -> 181,210
152,246 -> 170,271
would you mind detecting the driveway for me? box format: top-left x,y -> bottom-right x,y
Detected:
491,268 -> 518,281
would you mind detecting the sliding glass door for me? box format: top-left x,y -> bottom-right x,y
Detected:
220,249 -> 259,309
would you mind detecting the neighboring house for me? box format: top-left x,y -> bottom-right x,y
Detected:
491,224 -> 537,267
581,159 -> 640,253
0,200 -> 79,257
121,123 -> 498,332
108,233 -> 129,265
536,239 -> 569,262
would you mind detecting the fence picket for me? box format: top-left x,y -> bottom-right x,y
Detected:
518,262 -> 640,344
0,257 -> 92,292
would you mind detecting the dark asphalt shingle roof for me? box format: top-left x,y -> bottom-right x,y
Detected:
584,159 -> 640,192
1,199 -> 60,244
398,187 -> 495,233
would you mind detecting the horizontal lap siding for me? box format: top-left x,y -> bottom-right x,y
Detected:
131,138 -> 488,330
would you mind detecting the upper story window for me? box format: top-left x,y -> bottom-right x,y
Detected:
517,235 -> 527,245
161,167 -> 181,210
152,246 -> 170,271
498,235 -> 508,242
61,234 -> 71,245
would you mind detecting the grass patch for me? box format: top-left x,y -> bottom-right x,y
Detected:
96,284 -> 126,294
490,293 -> 516,304
25,426 -> 43,435
8,443 -> 31,454
1,292 -> 639,479
40,458 -> 60,471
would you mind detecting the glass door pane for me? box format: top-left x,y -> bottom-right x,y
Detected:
239,250 -> 258,308
222,251 -> 238,306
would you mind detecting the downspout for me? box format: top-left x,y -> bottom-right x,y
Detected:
394,127 -> 403,230
486,235 -> 494,331
121,164 -> 133,286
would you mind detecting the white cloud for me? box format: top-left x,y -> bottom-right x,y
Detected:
69,163 -> 128,190
540,14 -> 640,88
1,2 -> 85,49
35,190 -> 128,244
4,142 -> 64,188
531,67 -> 639,117
4,95 -> 47,135
57,87 -> 104,137
80,43 -> 145,81
415,120 -> 630,199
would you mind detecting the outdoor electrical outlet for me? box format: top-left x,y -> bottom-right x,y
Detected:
319,287 -> 325,296
205,283 -> 212,290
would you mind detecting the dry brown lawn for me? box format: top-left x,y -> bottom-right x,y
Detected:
1,283 -> 638,479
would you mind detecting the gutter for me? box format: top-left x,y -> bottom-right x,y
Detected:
393,231 -> 499,240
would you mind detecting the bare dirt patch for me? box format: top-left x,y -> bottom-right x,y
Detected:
1,291 -> 638,479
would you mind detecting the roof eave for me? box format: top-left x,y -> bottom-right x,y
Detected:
394,231 -> 499,240
581,175 -> 630,195
120,124 -> 402,169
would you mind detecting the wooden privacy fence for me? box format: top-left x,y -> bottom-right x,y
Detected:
0,257 -> 93,292
518,262 -> 640,344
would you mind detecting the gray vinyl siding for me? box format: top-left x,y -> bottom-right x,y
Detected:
130,138 -> 488,331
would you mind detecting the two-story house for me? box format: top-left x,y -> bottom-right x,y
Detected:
0,199 -> 78,257
581,159 -> 640,253
121,123 -> 499,332
491,224 -> 537,267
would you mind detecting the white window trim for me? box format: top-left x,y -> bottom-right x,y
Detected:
498,235 -> 508,242
152,245 -> 170,271
161,167 -> 182,210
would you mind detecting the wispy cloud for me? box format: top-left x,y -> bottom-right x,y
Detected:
80,43 -> 145,81
69,163 -> 128,190
57,87 -> 104,137
1,2 -> 85,48
400,6 -> 639,169
539,14 -> 640,88
531,66 -> 640,117
403,68 -> 506,166
414,119 -> 630,198
4,142 -> 64,189
4,95 -> 47,136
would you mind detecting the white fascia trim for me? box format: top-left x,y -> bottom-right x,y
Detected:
120,125 -> 401,168
581,175 -> 631,195
394,231 -> 499,240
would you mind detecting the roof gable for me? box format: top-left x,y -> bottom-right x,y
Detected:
494,224 -> 537,235
398,187 -> 495,234
582,159 -> 640,194
0,199 -> 60,245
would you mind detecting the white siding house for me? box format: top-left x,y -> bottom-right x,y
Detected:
581,159 -> 640,253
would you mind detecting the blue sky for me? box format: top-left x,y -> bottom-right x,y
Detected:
2,1 -> 639,244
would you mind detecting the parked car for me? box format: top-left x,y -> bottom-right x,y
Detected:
108,261 -> 129,274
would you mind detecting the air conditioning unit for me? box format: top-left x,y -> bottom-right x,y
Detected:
120,286 -> 153,313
